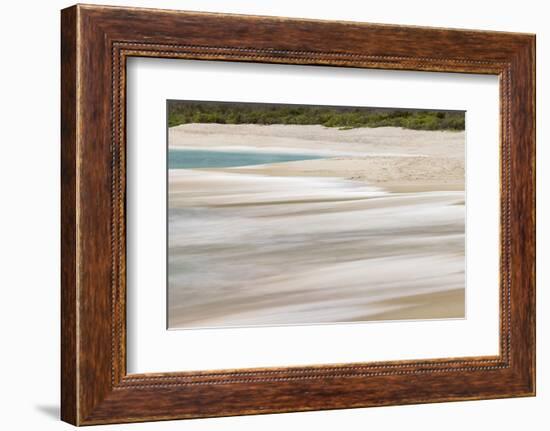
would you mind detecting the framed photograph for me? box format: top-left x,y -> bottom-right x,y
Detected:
61,4 -> 536,425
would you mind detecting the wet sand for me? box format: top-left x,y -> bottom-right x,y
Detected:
168,124 -> 465,328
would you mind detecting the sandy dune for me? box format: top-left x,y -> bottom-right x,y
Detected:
168,124 -> 465,328
169,123 -> 465,158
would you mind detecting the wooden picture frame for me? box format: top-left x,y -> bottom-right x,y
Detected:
61,4 -> 535,425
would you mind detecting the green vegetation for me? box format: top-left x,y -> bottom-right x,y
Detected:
168,101 -> 465,131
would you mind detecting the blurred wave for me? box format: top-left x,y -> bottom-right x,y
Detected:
168,169 -> 465,329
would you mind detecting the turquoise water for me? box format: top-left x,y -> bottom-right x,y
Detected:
168,149 -> 323,169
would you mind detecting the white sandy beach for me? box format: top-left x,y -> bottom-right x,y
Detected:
168,124 -> 465,328
169,123 -> 465,157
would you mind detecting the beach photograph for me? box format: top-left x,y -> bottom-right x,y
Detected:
167,101 -> 466,329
